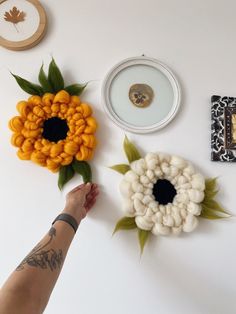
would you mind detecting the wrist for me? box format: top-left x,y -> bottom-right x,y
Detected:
52,213 -> 79,233
61,207 -> 83,225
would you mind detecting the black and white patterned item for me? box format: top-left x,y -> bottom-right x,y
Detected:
211,95 -> 236,162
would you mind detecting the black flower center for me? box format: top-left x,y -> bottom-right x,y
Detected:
152,179 -> 177,205
42,117 -> 69,143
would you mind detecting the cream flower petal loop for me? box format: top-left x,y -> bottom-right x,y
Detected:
120,153 -> 206,236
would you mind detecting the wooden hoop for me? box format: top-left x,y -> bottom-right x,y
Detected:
0,0 -> 47,51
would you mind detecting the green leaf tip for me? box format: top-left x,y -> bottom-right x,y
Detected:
138,229 -> 150,255
109,164 -> 130,175
11,73 -> 44,96
200,177 -> 231,219
58,164 -> 75,190
113,217 -> 137,235
65,83 -> 87,96
48,58 -> 64,92
38,63 -> 54,93
72,159 -> 92,183
123,135 -> 142,163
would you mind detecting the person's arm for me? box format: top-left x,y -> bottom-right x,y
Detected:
0,183 -> 99,314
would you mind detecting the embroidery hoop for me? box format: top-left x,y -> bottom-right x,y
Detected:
0,0 -> 47,51
102,56 -> 181,134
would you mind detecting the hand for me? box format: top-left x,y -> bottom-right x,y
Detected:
63,183 -> 99,224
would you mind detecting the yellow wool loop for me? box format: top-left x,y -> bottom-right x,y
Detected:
11,133 -> 25,147
9,116 -> 24,132
17,149 -> 32,160
17,101 -> 32,118
42,93 -> 55,106
81,103 -> 92,118
70,96 -> 80,106
64,141 -> 79,156
54,90 -> 70,104
28,96 -> 43,106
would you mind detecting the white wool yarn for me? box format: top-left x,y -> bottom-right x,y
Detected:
119,153 -> 205,236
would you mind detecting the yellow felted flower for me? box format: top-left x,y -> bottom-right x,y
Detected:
9,59 -> 97,189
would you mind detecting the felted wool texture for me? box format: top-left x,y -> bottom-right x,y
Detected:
119,153 -> 205,236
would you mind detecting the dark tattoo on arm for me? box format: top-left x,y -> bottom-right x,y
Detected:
16,227 -> 63,272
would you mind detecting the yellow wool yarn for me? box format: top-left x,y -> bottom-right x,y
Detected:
9,90 -> 97,172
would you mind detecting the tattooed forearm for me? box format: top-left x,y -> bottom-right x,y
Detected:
16,227 -> 63,272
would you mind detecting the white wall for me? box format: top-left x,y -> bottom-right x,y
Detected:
1,0 -> 236,313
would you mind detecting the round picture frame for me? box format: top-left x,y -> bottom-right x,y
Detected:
101,56 -> 181,134
0,0 -> 47,51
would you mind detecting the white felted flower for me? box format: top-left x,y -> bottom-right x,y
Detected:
119,153 -> 205,236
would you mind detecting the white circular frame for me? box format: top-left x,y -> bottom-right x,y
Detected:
101,56 -> 181,134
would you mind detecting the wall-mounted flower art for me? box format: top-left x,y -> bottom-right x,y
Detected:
111,137 -> 231,254
9,59 -> 97,189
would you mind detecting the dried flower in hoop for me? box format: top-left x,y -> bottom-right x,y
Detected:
4,7 -> 25,33
9,59 -> 98,189
110,137 -> 231,254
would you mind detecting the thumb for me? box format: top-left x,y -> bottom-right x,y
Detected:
81,182 -> 92,197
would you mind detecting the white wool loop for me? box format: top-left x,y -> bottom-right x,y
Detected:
132,192 -> 144,201
142,195 -> 154,205
135,216 -> 153,230
152,223 -> 170,236
132,181 -> 144,193
123,199 -> 135,217
134,199 -> 146,215
188,189 -> 204,203
187,202 -> 202,215
119,180 -> 133,198
191,173 -> 205,191
140,175 -> 150,185
170,155 -> 186,169
163,215 -> 175,227
146,158 -> 158,170
131,159 -> 146,175
124,170 -> 139,183
183,214 -> 198,232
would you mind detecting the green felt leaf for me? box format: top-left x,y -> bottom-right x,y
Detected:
113,217 -> 137,235
11,73 -> 43,96
48,58 -> 64,92
64,83 -> 87,96
123,135 -> 141,163
204,189 -> 218,200
200,205 -> 230,219
138,229 -> 150,255
202,199 -> 229,215
38,64 -> 53,93
201,177 -> 231,219
110,164 -> 130,174
72,159 -> 92,183
205,177 -> 217,192
58,165 -> 75,190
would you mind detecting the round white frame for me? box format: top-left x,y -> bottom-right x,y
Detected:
101,56 -> 181,134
